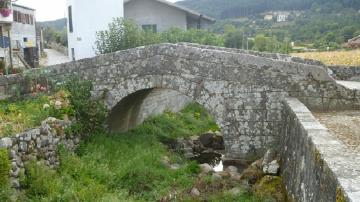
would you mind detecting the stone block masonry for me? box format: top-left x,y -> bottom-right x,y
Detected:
0,43 -> 360,159
280,98 -> 360,202
0,118 -> 79,188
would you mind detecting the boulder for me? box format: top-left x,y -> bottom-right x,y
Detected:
225,165 -> 238,173
261,149 -> 277,169
241,167 -> 264,184
229,172 -> 241,181
199,163 -> 214,174
263,160 -> 280,175
0,137 -> 13,148
211,172 -> 222,181
190,188 -> 200,197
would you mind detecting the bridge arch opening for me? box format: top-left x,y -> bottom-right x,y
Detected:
107,88 -> 218,133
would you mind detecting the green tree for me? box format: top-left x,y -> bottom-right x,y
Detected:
224,29 -> 244,49
254,35 -> 268,52
95,18 -> 144,54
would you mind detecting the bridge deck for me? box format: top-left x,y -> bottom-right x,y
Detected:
336,80 -> 360,90
314,110 -> 360,152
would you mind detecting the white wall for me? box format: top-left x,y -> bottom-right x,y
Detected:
124,0 -> 187,32
67,0 -> 124,60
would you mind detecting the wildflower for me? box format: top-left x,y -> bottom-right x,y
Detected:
55,101 -> 62,110
43,104 -> 50,109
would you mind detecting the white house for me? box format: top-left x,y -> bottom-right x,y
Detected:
66,0 -> 124,61
67,0 -> 215,61
124,0 -> 215,33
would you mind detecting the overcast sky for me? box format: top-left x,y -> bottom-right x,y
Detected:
15,0 -> 180,22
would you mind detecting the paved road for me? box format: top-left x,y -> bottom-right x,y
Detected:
44,49 -> 70,66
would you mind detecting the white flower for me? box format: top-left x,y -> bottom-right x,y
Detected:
43,104 -> 50,109
55,101 -> 62,110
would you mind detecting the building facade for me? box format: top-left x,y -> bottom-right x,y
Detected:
0,0 -> 13,74
124,0 -> 215,33
0,2 -> 38,75
66,0 -> 124,60
12,4 -> 38,68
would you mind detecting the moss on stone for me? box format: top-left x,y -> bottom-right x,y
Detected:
336,186 -> 346,202
253,175 -> 287,202
0,148 -> 10,187
314,148 -> 324,167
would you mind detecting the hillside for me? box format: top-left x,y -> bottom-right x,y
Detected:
38,18 -> 67,31
177,0 -> 360,19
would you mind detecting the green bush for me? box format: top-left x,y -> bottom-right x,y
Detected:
61,77 -> 107,135
95,17 -> 224,54
0,149 -> 10,188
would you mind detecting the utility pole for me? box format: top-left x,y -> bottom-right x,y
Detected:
8,29 -> 13,72
242,31 -> 245,49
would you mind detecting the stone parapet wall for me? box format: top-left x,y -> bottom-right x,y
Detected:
178,43 -> 325,66
280,98 -> 360,202
0,118 -> 79,188
328,65 -> 360,81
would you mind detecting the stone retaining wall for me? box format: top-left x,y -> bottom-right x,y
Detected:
0,118 -> 79,188
280,98 -> 360,202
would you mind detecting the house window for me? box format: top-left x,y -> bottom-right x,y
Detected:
23,37 -> 28,42
13,11 -> 18,22
68,6 -> 73,33
30,15 -> 34,25
25,14 -> 30,24
142,24 -> 157,33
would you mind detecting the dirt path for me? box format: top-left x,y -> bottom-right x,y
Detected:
44,49 -> 70,66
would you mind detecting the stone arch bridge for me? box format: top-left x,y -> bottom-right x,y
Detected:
0,43 -> 359,159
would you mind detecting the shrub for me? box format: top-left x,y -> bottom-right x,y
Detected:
0,149 -> 10,187
62,77 -> 107,135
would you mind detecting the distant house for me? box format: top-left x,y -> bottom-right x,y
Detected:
264,14 -> 273,21
277,14 -> 287,22
124,0 -> 215,32
348,35 -> 360,49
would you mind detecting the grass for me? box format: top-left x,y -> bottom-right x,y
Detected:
0,95 -> 51,137
3,103 -> 262,202
291,49 -> 360,66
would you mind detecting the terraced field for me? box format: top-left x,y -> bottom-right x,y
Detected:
292,49 -> 360,66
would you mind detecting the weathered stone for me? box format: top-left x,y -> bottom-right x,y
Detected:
199,163 -> 213,174
169,164 -> 180,170
263,160 -> 280,175
225,165 -> 238,173
190,188 -> 200,197
0,137 -> 13,148
211,173 -> 222,181
18,141 -> 28,152
261,149 -> 277,169
10,179 -> 20,188
241,167 -> 264,185
229,172 -> 241,181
